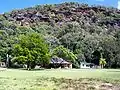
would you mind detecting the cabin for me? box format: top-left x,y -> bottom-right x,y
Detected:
49,57 -> 72,69
80,62 -> 95,69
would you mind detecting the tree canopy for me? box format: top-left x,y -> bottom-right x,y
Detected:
12,33 -> 50,69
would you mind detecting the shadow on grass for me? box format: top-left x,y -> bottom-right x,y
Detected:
28,68 -> 46,71
106,70 -> 120,72
8,68 -> 46,71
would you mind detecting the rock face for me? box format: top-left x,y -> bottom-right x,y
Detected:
1,2 -> 120,28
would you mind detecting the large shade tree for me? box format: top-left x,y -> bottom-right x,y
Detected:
12,33 -> 50,70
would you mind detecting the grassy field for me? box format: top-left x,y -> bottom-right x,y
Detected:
0,69 -> 120,90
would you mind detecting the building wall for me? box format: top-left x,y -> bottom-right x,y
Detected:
80,63 -> 90,69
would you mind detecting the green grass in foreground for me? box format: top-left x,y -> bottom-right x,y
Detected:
0,69 -> 120,90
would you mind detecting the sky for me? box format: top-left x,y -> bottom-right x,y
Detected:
118,0 -> 120,9
0,0 -> 118,14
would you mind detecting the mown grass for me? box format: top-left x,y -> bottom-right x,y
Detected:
0,69 -> 120,90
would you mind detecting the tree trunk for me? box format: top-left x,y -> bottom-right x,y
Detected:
27,62 -> 31,70
101,65 -> 103,69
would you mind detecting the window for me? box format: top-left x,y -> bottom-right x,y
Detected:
86,65 -> 90,67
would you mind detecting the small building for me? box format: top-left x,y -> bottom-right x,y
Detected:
49,57 -> 72,69
80,62 -> 95,69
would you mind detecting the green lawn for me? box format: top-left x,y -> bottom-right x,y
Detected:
0,69 -> 120,90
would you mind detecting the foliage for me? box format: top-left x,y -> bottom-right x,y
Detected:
12,33 -> 50,69
52,46 -> 77,62
0,2 -> 120,68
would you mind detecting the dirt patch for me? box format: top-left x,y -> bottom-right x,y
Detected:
47,78 -> 120,90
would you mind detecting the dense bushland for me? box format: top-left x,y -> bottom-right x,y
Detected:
0,2 -> 120,68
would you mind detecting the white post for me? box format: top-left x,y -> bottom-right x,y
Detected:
6,54 -> 9,68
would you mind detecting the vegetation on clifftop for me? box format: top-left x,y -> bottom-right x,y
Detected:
0,2 -> 120,68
